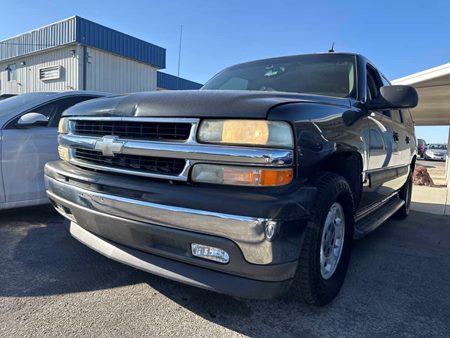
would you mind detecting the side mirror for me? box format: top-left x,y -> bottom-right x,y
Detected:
16,112 -> 48,128
368,85 -> 418,110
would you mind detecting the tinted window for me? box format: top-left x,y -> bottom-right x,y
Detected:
367,66 -> 391,118
8,64 -> 17,81
203,54 -> 356,98
35,96 -> 97,127
392,110 -> 403,124
366,66 -> 380,101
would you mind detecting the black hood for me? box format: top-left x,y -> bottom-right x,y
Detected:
63,90 -> 350,118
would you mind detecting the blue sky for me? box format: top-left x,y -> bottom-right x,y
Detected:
1,0 -> 449,142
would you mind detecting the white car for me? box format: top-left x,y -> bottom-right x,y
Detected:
424,144 -> 448,161
0,91 -> 108,210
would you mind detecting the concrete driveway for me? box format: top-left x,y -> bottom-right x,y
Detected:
0,206 -> 449,337
412,160 -> 449,215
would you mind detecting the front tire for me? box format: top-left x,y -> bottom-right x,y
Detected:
393,169 -> 413,219
292,173 -> 354,306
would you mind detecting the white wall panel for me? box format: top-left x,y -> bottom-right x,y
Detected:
0,45 -> 80,94
85,47 -> 157,94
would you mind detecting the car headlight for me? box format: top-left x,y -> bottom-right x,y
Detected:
197,119 -> 294,148
58,118 -> 69,134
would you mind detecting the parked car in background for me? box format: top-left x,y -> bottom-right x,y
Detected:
424,144 -> 447,161
417,138 -> 427,158
0,91 -> 108,210
45,53 -> 418,306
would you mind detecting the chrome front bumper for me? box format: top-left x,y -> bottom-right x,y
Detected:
68,220 -> 292,299
46,175 -> 279,265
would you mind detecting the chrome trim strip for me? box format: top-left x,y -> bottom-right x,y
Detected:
46,176 -> 275,264
61,135 -> 293,166
68,117 -> 200,122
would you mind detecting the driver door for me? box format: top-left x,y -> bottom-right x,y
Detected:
1,95 -> 95,203
361,65 -> 401,206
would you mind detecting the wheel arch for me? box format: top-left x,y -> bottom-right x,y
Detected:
320,150 -> 363,210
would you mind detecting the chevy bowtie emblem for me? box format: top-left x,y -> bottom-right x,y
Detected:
94,136 -> 124,157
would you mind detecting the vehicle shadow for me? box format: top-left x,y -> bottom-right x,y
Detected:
0,205 -> 157,298
1,206 -> 449,336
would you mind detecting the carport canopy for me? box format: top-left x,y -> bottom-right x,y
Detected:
393,63 -> 450,126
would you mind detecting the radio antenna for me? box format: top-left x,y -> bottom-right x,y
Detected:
176,25 -> 183,90
328,42 -> 335,53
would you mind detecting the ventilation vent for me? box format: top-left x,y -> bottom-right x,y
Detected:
39,66 -> 61,81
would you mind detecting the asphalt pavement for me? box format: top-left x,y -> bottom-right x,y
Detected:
1,205 -> 449,337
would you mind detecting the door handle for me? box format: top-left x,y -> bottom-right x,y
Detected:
393,131 -> 399,141
405,136 -> 410,144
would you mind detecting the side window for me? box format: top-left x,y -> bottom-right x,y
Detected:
32,101 -> 61,126
366,67 -> 379,101
20,96 -> 96,128
391,110 -> 403,124
367,66 -> 391,119
7,64 -> 17,81
46,96 -> 97,127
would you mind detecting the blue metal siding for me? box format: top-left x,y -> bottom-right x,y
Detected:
0,17 -> 76,61
0,16 -> 165,69
75,17 -> 165,69
157,72 -> 202,90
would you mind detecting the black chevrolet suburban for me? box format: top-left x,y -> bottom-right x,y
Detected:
45,53 -> 418,305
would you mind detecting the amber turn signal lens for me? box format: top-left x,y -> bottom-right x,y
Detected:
191,164 -> 293,187
259,168 -> 294,186
58,145 -> 70,162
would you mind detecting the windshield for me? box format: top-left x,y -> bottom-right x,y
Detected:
0,92 -> 55,116
428,144 -> 447,150
202,54 -> 356,98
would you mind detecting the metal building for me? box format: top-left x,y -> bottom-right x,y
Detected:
157,72 -> 202,90
0,16 -> 200,95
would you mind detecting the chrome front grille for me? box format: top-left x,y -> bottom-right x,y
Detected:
73,148 -> 186,176
61,117 -> 294,181
74,120 -> 191,141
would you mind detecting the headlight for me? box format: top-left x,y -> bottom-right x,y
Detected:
197,120 -> 293,148
191,164 -> 293,187
58,118 -> 69,134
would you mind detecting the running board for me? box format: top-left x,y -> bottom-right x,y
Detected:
354,197 -> 405,239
